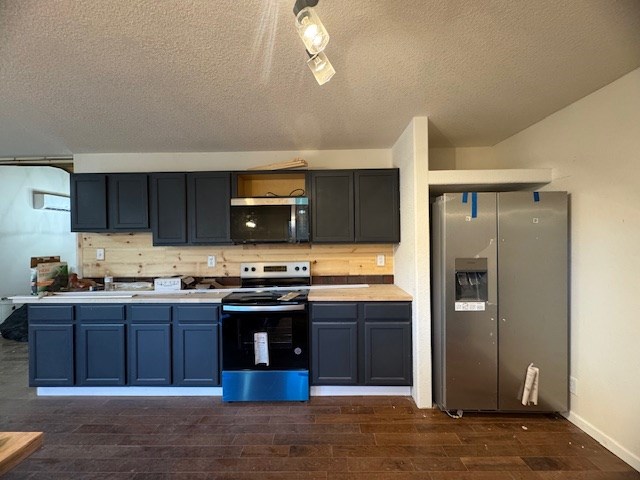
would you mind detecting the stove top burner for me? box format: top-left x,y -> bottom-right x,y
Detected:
222,289 -> 309,306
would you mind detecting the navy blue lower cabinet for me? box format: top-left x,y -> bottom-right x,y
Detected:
173,323 -> 219,386
311,321 -> 358,385
28,323 -> 75,386
310,301 -> 413,386
363,321 -> 412,385
76,323 -> 126,386
128,323 -> 172,385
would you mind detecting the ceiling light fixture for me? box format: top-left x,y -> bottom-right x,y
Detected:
307,51 -> 335,85
293,0 -> 335,85
294,4 -> 329,55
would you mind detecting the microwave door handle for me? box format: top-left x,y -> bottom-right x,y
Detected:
290,206 -> 296,243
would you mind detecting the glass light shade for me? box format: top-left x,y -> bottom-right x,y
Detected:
307,52 -> 335,85
295,7 -> 329,55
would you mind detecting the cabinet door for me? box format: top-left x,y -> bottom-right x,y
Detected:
187,172 -> 231,244
76,324 -> 126,386
128,323 -> 172,385
311,322 -> 358,385
173,323 -> 219,386
150,173 -> 187,245
311,171 -> 354,242
108,174 -> 149,230
355,169 -> 400,243
363,321 -> 412,385
70,174 -> 107,231
362,302 -> 412,386
28,323 -> 74,386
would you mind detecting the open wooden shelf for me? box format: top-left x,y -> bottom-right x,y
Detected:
235,172 -> 307,197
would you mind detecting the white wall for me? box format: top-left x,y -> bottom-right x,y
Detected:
0,166 -> 76,296
392,117 -> 432,409
429,146 -> 500,170
492,68 -> 640,470
74,149 -> 392,173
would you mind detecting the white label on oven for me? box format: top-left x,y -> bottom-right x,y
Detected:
455,301 -> 486,311
254,332 -> 270,366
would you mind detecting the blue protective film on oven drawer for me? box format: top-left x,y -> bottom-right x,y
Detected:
222,370 -> 309,402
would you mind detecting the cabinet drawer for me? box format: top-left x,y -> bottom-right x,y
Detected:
311,303 -> 358,321
76,305 -> 125,321
29,305 -> 74,322
174,305 -> 219,323
363,302 -> 411,321
128,305 -> 172,322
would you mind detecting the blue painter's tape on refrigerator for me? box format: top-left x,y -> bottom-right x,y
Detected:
462,192 -> 469,203
471,192 -> 478,218
533,192 -> 540,202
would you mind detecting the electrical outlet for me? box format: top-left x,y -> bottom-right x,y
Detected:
569,376 -> 578,396
376,254 -> 385,267
96,248 -> 105,261
207,255 -> 216,268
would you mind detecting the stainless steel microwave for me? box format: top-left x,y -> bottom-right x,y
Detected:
230,197 -> 309,243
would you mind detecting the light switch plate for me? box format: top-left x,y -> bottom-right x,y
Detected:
207,255 -> 216,268
96,248 -> 105,261
376,254 -> 385,267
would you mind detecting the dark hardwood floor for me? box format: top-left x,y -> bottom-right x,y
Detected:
0,337 -> 637,479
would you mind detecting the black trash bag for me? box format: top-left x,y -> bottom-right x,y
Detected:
0,305 -> 28,342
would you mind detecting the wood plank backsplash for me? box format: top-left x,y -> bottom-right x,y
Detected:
78,233 -> 394,278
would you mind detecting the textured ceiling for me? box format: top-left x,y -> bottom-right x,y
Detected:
1,0 -> 639,156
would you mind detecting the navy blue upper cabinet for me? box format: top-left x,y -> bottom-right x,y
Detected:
311,171 -> 355,243
311,169 -> 400,243
151,172 -> 231,246
355,169 -> 400,243
71,174 -> 108,231
71,173 -> 149,232
150,173 -> 188,245
187,172 -> 231,244
108,174 -> 149,230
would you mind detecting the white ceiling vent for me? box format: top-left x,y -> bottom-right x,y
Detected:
33,192 -> 70,212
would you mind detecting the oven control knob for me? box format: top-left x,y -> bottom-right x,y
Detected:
295,266 -> 300,271
302,266 -> 307,271
294,347 -> 302,355
251,267 -> 256,272
243,267 -> 248,272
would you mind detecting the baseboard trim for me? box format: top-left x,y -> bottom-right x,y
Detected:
310,386 -> 412,396
37,385 -> 412,397
37,387 -> 223,396
563,411 -> 640,471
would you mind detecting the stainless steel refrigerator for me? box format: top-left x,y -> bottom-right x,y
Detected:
432,191 -> 568,412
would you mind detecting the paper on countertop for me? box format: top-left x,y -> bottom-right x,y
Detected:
254,332 -> 269,366
521,363 -> 539,406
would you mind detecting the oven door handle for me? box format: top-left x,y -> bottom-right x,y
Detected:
222,304 -> 306,312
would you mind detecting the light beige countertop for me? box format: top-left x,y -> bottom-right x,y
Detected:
10,284 -> 412,304
9,291 -> 227,304
307,284 -> 412,302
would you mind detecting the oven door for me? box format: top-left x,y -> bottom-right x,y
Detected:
221,304 -> 309,371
